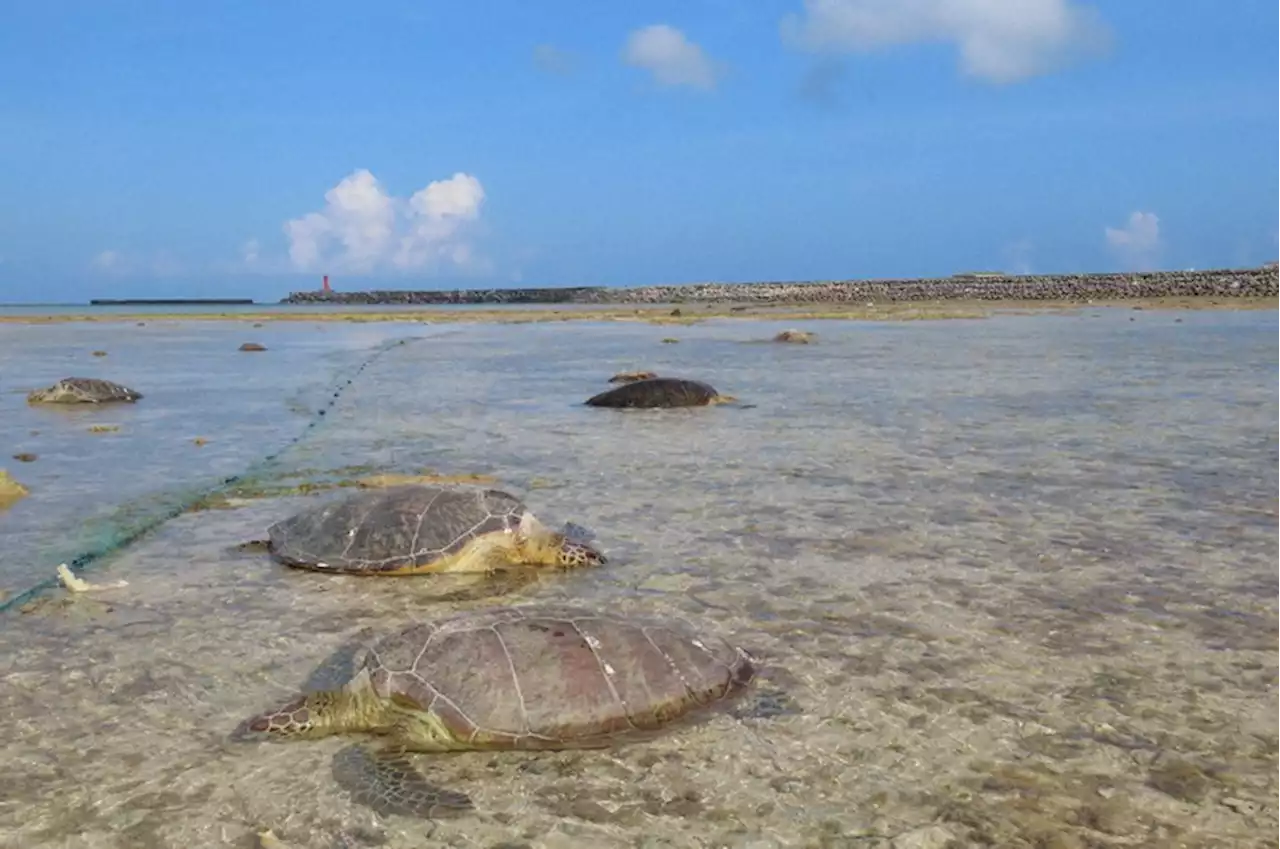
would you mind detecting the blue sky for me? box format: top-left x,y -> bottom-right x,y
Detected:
0,1 -> 1276,302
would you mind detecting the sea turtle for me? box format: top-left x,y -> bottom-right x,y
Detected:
26,377 -> 142,405
245,484 -> 606,575
585,377 -> 737,409
235,603 -> 757,817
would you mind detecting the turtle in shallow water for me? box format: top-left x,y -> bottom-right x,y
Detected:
235,603 -> 758,817
243,484 -> 605,575
585,377 -> 737,409
26,377 -> 142,405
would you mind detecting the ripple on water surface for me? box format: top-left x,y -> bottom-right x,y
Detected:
0,309 -> 1276,848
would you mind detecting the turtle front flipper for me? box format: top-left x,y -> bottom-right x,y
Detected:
332,743 -> 473,819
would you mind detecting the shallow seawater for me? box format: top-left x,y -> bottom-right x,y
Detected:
0,309 -> 1276,849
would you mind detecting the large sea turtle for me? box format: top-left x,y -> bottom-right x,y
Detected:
246,484 -> 606,575
584,377 -> 737,409
236,603 -> 757,817
26,377 -> 142,404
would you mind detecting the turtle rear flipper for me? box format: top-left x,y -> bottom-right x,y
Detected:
332,744 -> 473,819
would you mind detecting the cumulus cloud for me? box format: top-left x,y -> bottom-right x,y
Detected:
1104,210 -> 1161,270
533,43 -> 576,75
283,169 -> 487,275
623,25 -> 721,91
780,0 -> 1112,84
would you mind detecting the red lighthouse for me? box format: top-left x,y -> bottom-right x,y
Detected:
321,275 -> 331,293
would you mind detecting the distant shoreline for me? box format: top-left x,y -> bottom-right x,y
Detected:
0,294 -> 1274,325
88,298 -> 256,306
280,265 -> 1278,306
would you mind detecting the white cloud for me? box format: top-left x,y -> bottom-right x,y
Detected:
283,169 -> 488,275
1104,210 -> 1161,270
91,250 -> 120,271
533,44 -> 576,75
623,25 -> 721,91
241,238 -> 260,266
780,0 -> 1112,84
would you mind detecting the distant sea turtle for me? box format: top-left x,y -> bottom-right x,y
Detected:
236,603 -> 757,817
244,484 -> 606,575
26,377 -> 142,405
585,377 -> 736,409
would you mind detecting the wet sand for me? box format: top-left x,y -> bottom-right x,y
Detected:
0,294 -> 1276,327
0,309 -> 1275,849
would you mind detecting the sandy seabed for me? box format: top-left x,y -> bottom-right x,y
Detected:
0,294 -> 1276,328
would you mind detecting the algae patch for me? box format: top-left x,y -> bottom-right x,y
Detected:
0,470 -> 29,509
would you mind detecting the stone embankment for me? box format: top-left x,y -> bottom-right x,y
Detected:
281,266 -> 1278,306
282,286 -> 604,305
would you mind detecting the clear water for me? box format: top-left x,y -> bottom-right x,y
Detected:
0,309 -> 1276,848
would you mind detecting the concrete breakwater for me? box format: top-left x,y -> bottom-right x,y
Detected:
281,266 -> 1278,306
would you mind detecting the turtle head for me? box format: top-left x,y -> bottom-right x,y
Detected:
556,537 -> 607,568
239,695 -> 326,739
236,686 -> 384,741
513,513 -> 607,568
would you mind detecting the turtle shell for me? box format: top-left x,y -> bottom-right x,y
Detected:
585,377 -> 721,409
266,485 -> 527,574
28,377 -> 143,404
363,604 -> 755,748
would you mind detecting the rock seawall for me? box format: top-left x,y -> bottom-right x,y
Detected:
281,266 -> 1278,306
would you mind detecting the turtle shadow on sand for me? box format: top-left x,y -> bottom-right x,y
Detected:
232,604 -> 795,819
